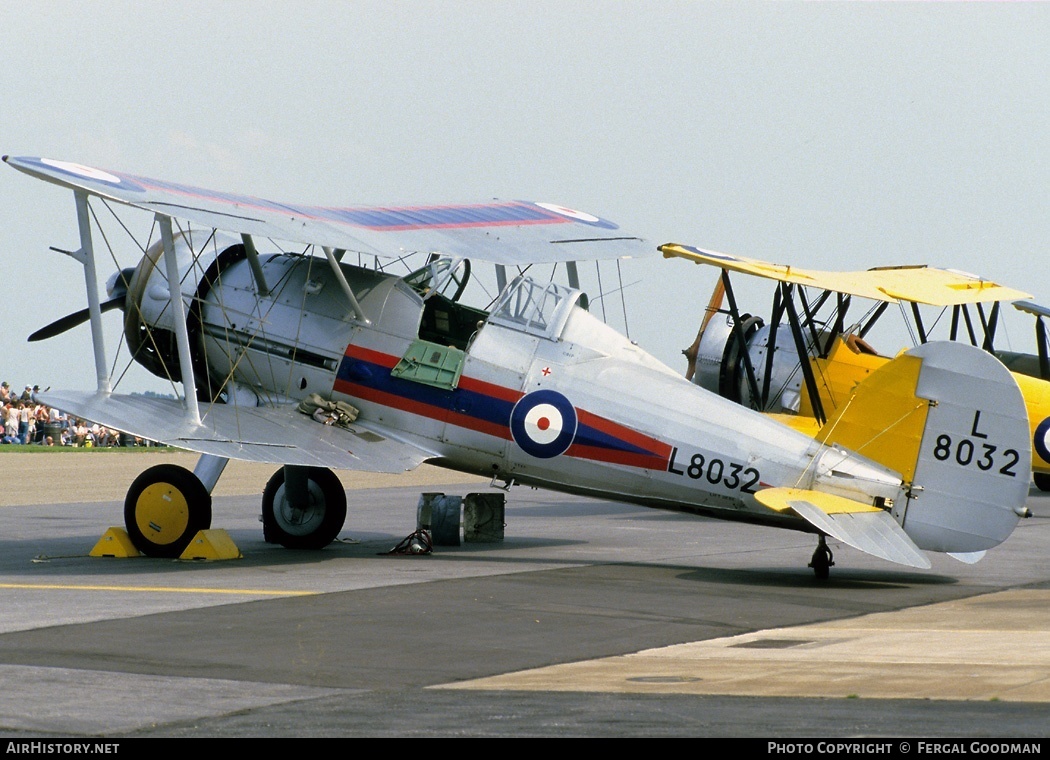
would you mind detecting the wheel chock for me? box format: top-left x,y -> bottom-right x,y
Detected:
89,528 -> 143,558
179,529 -> 243,561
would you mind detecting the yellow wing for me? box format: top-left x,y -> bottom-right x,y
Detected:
660,243 -> 1031,306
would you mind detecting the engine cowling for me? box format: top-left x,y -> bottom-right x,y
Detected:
126,230 -> 373,406
691,312 -> 815,413
122,229 -> 234,386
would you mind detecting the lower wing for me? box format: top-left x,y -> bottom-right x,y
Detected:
39,390 -> 435,472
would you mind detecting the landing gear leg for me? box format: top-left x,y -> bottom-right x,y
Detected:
809,535 -> 834,580
124,463 -> 213,558
193,454 -> 229,493
261,466 -> 347,549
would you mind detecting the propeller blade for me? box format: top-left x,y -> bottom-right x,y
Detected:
699,277 -> 726,334
28,297 -> 124,342
683,278 -> 726,381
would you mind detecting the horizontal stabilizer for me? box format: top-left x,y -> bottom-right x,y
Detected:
756,487 -> 931,569
38,390 -> 435,472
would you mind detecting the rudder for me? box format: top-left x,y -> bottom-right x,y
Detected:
815,341 -> 1030,555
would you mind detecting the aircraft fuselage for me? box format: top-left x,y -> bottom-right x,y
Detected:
177,247 -> 903,532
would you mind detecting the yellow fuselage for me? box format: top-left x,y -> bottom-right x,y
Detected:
774,337 -> 1050,479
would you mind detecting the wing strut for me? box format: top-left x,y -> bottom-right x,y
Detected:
72,190 -> 112,393
782,283 -> 827,426
858,301 -> 888,339
825,292 -> 851,357
241,234 -> 270,295
1037,315 -> 1050,380
979,302 -> 1000,352
565,261 -> 580,289
157,214 -> 201,425
720,270 -> 763,408
322,247 -> 369,324
761,285 -> 786,408
910,301 -> 928,343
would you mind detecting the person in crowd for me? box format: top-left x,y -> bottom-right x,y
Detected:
4,402 -> 19,443
73,419 -> 89,447
95,425 -> 116,447
0,381 -> 134,447
17,403 -> 29,444
33,404 -> 48,444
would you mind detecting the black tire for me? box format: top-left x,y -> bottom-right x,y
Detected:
809,540 -> 833,580
124,464 -> 212,558
811,558 -> 830,581
261,467 -> 346,550
1034,472 -> 1050,492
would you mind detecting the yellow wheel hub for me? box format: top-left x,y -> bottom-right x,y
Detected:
133,482 -> 190,546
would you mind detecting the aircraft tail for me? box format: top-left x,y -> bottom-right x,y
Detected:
812,341 -> 1031,556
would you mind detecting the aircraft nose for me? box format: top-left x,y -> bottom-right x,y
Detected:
107,267 -> 137,300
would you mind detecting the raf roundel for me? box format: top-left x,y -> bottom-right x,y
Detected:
532,202 -> 618,230
35,158 -> 146,193
510,390 -> 578,459
1034,417 -> 1050,464
40,159 -> 123,185
534,202 -> 601,223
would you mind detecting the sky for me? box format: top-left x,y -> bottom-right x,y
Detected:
0,1 -> 1047,396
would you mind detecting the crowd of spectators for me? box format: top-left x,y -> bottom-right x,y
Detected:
0,381 -> 155,448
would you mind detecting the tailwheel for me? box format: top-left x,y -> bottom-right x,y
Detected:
1034,473 -> 1050,492
124,464 -> 212,558
809,535 -> 834,580
261,466 -> 347,550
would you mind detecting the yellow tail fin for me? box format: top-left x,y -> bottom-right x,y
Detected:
814,351 -> 928,482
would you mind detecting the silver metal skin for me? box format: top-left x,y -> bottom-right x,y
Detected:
52,233 -> 1019,551
6,155 -> 1032,569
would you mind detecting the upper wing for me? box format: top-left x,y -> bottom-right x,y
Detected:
1013,300 -> 1050,319
39,391 -> 434,472
4,156 -> 651,265
661,243 -> 1031,306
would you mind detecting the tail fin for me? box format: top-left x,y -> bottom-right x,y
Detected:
814,341 -> 1030,555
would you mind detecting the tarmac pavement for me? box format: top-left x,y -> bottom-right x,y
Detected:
0,462 -> 1047,738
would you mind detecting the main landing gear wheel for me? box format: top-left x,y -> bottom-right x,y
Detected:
124,464 -> 212,558
261,466 -> 347,550
1034,473 -> 1050,492
809,535 -> 835,580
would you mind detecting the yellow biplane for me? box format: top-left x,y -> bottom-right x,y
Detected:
661,243 -> 1050,491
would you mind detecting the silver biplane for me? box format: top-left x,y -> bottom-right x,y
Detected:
4,155 -> 1033,578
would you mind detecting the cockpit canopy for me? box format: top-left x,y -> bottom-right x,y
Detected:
488,276 -> 584,341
